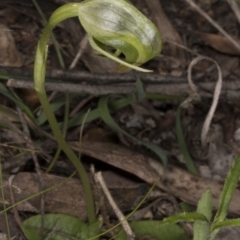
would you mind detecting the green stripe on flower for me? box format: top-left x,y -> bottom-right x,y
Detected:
78,0 -> 162,71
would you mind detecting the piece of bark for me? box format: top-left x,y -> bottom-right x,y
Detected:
8,76 -> 240,100
76,141 -> 240,216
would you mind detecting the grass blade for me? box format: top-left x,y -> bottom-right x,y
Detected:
212,155 -> 240,227
98,95 -> 168,167
135,77 -> 146,101
0,83 -> 35,122
212,218 -> 240,232
176,107 -> 198,175
161,212 -> 208,225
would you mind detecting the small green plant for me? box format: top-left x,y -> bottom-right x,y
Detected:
160,155 -> 240,240
33,0 -> 162,230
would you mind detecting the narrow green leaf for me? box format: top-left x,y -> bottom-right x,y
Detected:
66,95 -> 134,128
0,83 -> 35,122
193,188 -> 212,240
98,95 -> 168,167
197,188 -> 212,221
212,218 -> 240,232
176,107 -> 198,175
116,221 -> 189,240
31,0 -> 65,69
46,93 -> 70,173
210,155 -> 240,239
161,212 -> 208,225
0,104 -> 20,122
37,97 -> 70,125
136,77 -> 146,101
212,155 -> 240,226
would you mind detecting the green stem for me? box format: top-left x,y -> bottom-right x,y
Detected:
31,0 -> 65,69
34,3 -> 96,224
46,93 -> 69,173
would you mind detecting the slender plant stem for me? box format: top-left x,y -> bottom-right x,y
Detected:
46,93 -> 69,173
31,0 -> 70,174
34,3 -> 96,224
31,0 -> 65,69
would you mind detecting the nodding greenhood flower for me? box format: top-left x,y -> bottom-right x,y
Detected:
34,0 -> 162,225
78,0 -> 162,72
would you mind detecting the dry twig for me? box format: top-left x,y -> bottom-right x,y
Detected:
227,0 -> 240,24
95,171 -> 135,240
184,0 -> 240,51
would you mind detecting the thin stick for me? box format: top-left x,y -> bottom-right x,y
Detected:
184,0 -> 240,52
227,0 -> 240,24
95,172 -> 135,240
8,78 -> 237,99
69,35 -> 88,70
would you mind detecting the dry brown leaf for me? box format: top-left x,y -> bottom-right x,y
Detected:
0,24 -> 23,67
194,31 -> 240,55
0,171 -> 146,220
77,141 -> 240,215
82,127 -> 116,143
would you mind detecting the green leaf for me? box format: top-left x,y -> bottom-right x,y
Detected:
65,95 -> 134,128
212,155 -> 240,225
176,107 -> 198,175
22,214 -> 100,240
0,83 -> 35,122
0,104 -> 20,129
161,212 -> 208,225
193,188 -> 212,240
37,97 -> 68,125
136,77 -> 146,101
211,218 -> 240,232
0,104 -> 20,122
210,155 -> 240,238
116,221 -> 189,240
98,95 -> 168,167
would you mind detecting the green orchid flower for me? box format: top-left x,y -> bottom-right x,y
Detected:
78,0 -> 162,72
34,0 -> 162,224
